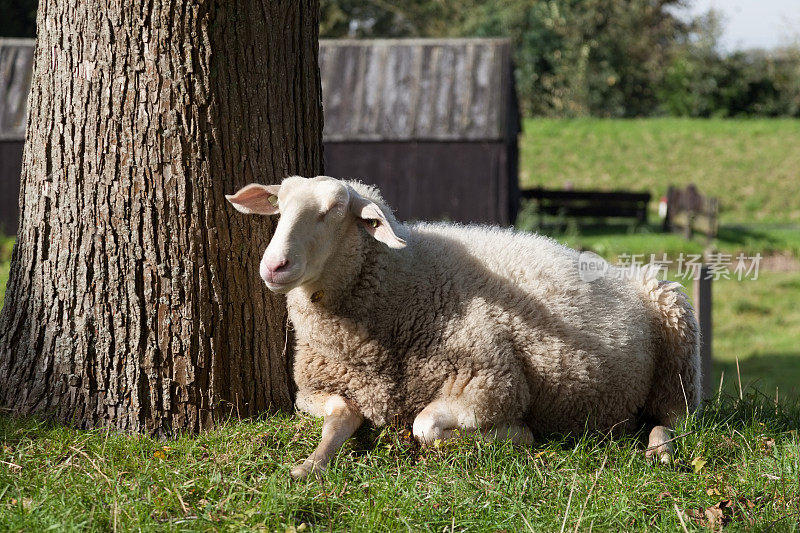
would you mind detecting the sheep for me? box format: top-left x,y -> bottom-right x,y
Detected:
226,175 -> 701,479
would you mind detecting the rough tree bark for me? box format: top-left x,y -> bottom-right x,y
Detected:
0,0 -> 323,434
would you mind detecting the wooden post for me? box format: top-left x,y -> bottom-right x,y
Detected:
694,265 -> 713,398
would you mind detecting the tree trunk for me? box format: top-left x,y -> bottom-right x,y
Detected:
0,0 -> 323,434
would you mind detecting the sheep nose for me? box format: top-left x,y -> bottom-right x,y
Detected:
260,256 -> 290,280
269,257 -> 289,272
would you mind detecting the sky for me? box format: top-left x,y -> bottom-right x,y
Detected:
682,0 -> 800,51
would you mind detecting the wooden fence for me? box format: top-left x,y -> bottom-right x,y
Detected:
664,184 -> 719,242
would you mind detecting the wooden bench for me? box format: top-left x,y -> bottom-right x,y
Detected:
663,184 -> 719,242
519,187 -> 651,228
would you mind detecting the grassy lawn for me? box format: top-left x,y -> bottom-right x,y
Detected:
681,272 -> 800,399
517,118 -> 800,399
520,118 -> 800,225
1,395 -> 799,531
1,118 -> 799,530
515,220 -> 800,261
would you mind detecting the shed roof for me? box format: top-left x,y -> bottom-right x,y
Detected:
0,38 -> 35,142
1,38 -> 519,143
319,38 -> 518,142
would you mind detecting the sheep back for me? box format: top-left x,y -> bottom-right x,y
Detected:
290,221 -> 698,434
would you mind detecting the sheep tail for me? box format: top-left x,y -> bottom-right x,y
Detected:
638,268 -> 703,419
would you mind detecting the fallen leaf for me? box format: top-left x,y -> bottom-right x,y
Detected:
705,499 -> 733,529
706,487 -> 721,496
691,457 -> 707,474
153,450 -> 166,460
762,437 -> 776,454
687,498 -> 756,529
685,508 -> 704,522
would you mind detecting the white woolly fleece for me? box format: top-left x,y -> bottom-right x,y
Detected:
287,180 -> 701,435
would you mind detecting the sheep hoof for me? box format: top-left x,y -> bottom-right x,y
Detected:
290,462 -> 325,480
646,448 -> 673,465
646,425 -> 674,465
645,443 -> 673,465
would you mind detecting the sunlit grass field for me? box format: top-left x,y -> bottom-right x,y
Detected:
682,272 -> 800,399
517,118 -> 800,399
1,119 -> 799,530
520,118 -> 800,224
2,396 -> 799,531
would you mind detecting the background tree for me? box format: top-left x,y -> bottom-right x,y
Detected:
319,0 -> 689,116
659,11 -> 800,117
318,0 -> 799,118
0,0 -> 323,434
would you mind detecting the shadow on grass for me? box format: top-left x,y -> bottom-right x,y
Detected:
515,206 -> 800,258
712,352 -> 800,401
716,225 -> 783,248
532,222 -> 786,249
698,387 -> 800,433
518,216 -> 658,237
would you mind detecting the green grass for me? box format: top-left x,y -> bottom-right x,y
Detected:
520,118 -> 800,224
517,118 -> 800,398
2,119 -> 800,530
682,272 -> 800,399
1,394 -> 799,531
516,220 -> 800,260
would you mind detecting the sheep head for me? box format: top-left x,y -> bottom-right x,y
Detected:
226,176 -> 406,293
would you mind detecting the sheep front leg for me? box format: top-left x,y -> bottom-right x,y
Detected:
645,411 -> 681,464
412,400 -> 461,445
483,423 -> 534,445
291,395 -> 363,480
412,400 -> 533,446
646,426 -> 674,464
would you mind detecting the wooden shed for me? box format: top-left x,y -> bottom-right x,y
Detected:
319,38 -> 520,225
0,38 -> 33,236
0,38 -> 521,233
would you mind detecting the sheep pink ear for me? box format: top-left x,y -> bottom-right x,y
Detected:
225,183 -> 281,215
350,197 -> 406,249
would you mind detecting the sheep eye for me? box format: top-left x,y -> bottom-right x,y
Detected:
369,219 -> 380,228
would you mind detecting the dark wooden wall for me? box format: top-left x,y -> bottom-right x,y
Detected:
324,141 -> 518,225
0,140 -> 22,235
1,139 -> 520,236
1,39 -> 522,235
